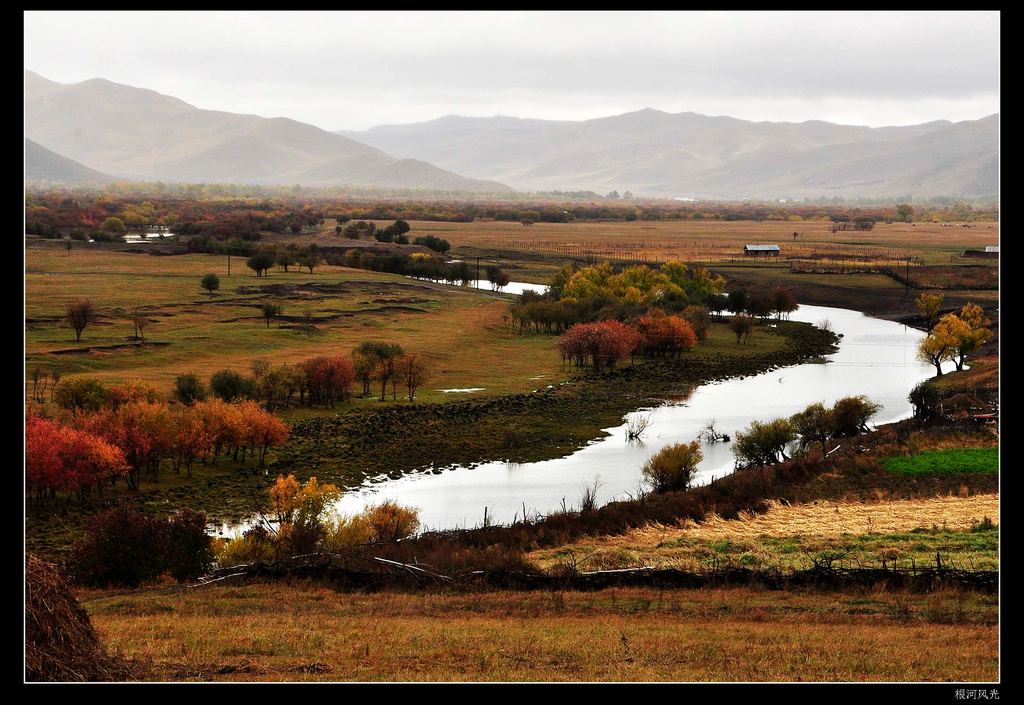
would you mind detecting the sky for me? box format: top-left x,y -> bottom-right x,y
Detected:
24,11 -> 1000,131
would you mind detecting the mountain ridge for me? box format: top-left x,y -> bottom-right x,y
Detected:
24,71 -> 510,193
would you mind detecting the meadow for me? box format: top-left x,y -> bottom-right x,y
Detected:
25,245 -> 569,405
80,582 -> 998,682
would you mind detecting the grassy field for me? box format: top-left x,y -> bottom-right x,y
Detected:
79,581 -> 998,682
529,494 -> 999,573
25,247 -> 572,405
319,218 -> 1000,267
882,448 -> 999,476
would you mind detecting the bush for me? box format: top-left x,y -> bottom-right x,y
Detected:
215,526 -> 276,567
164,509 -> 214,581
360,501 -> 421,543
413,235 -> 450,253
68,505 -> 212,586
210,369 -> 255,401
53,378 -> 109,412
831,395 -> 882,436
641,441 -> 703,493
69,506 -> 167,587
174,373 -> 207,405
733,418 -> 796,467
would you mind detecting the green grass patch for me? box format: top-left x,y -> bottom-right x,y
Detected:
882,448 -> 998,476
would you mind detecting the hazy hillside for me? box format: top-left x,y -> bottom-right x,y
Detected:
24,71 -> 510,193
25,138 -> 113,184
342,109 -> 998,199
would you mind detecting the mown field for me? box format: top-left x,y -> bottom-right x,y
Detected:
529,494 -> 999,573
79,581 -> 998,682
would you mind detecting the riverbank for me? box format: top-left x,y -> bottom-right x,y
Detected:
26,318 -> 837,558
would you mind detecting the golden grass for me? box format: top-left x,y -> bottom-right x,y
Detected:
650,494 -> 1000,542
528,495 -> 999,573
80,582 -> 998,682
372,219 -> 1001,266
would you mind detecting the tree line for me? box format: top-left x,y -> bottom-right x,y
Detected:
25,190 -> 998,243
26,395 -> 288,502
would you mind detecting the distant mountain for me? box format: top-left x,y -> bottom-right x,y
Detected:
341,109 -> 998,199
24,71 -> 510,193
25,138 -> 114,184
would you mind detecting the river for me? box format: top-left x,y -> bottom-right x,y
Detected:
322,302 -> 950,531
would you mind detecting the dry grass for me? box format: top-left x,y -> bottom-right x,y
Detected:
529,495 -> 999,573
80,582 -> 998,682
25,554 -> 135,682
386,219 -> 1000,266
651,494 -> 1000,541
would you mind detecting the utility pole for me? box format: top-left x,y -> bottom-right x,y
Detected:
476,257 -> 481,287
228,252 -> 231,276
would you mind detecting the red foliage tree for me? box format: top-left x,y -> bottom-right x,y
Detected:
299,355 -> 356,407
634,309 -> 698,357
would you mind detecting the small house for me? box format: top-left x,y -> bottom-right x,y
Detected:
744,244 -> 780,257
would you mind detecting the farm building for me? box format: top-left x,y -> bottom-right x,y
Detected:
985,245 -> 999,254
744,244 -> 781,257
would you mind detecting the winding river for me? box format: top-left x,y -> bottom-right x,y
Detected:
322,302 -> 951,531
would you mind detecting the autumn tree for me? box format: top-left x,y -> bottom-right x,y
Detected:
733,418 -> 796,467
916,293 -> 944,332
252,360 -> 302,411
746,293 -> 774,323
949,303 -> 993,371
790,402 -> 834,452
260,302 -> 282,328
54,377 -> 110,412
237,400 -> 290,465
101,216 -> 126,233
399,352 -> 431,401
131,308 -> 149,343
633,309 -> 696,358
200,272 -> 220,296
641,441 -> 703,493
918,316 -> 960,376
299,355 -> 356,407
65,299 -> 96,342
268,474 -> 341,555
830,396 -> 882,436
360,501 -> 420,543
26,414 -> 129,502
107,379 -> 161,408
682,305 -> 711,341
730,314 -> 754,344
558,320 -> 643,370
770,286 -> 798,321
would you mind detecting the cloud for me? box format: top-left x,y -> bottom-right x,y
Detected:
25,11 -> 1000,130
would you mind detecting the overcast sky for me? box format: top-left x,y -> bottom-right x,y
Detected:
25,11 -> 999,131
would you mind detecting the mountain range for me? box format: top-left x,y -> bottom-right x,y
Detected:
25,70 -> 997,199
340,110 -> 998,199
24,71 -> 509,193
25,138 -> 113,184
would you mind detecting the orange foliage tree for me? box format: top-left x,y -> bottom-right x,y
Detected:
634,309 -> 698,357
298,355 -> 356,407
